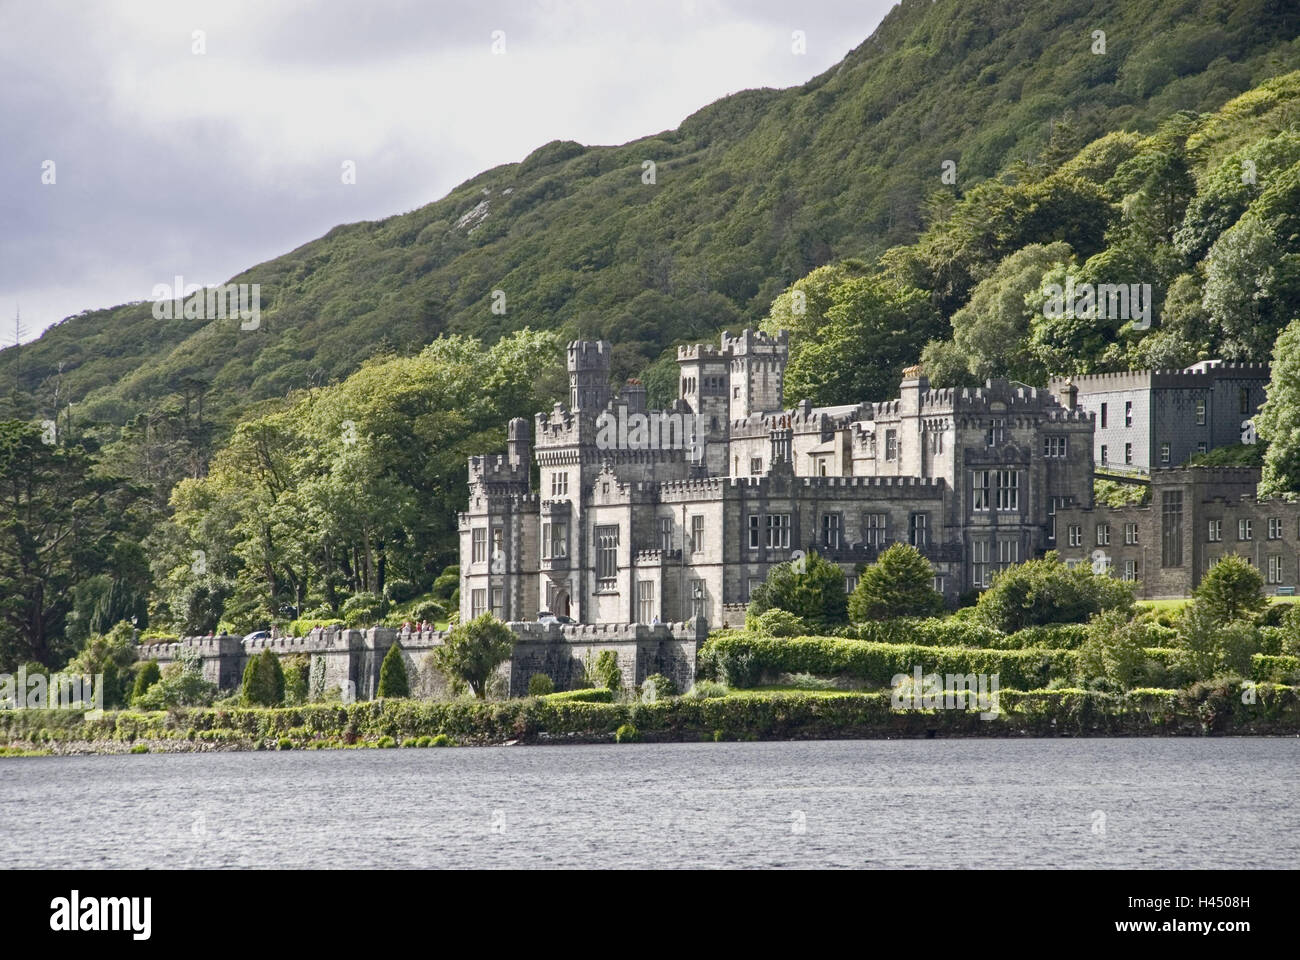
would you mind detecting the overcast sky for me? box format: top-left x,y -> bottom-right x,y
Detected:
0,0 -> 893,343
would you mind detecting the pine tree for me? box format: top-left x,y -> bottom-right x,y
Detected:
377,642 -> 410,698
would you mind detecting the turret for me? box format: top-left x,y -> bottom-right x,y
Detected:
567,340 -> 612,414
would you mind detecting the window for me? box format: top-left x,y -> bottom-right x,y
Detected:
864,513 -> 888,546
1238,518 -> 1253,541
658,518 -> 673,552
1161,491 -> 1183,567
1208,519 -> 1222,542
748,515 -> 760,549
550,471 -> 569,497
1240,387 -> 1250,415
817,458 -> 828,476
1123,560 -> 1137,582
637,580 -> 655,623
766,514 -> 791,549
1269,517 -> 1282,540
595,525 -> 619,580
772,435 -> 790,463
491,527 -> 503,561
1268,556 -> 1284,585
885,430 -> 898,461
986,418 -> 1005,446
1100,444 -> 1108,465
1068,525 -> 1082,547
973,470 -> 991,512
909,512 -> 928,547
690,515 -> 705,554
1096,523 -> 1110,546
1043,436 -> 1068,458
472,528 -> 487,563
1124,443 -> 1133,465
747,577 -> 763,600
844,575 -> 858,595
1195,399 -> 1206,425
997,538 -> 1019,570
491,587 -> 504,618
690,579 -> 707,619
1160,442 -> 1170,464
932,575 -> 945,594
1124,401 -> 1133,428
542,522 -> 568,559
1125,522 -> 1138,545
750,457 -> 762,475
972,540 -> 990,588
1197,441 -> 1208,455
1100,403 -> 1108,429
1047,496 -> 1070,542
471,589 -> 487,619
995,470 -> 1019,511
821,513 -> 841,549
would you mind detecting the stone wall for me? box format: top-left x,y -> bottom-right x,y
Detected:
135,620 -> 708,699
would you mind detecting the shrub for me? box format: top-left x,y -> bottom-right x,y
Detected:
130,744 -> 149,754
849,543 -> 945,622
131,660 -> 161,704
686,680 -> 729,699
133,647 -> 218,709
341,592 -> 387,627
715,648 -> 761,687
410,599 -> 446,624
1175,601 -> 1261,679
1194,555 -> 1267,623
614,723 -> 640,743
377,642 -> 410,698
430,734 -> 455,747
383,579 -> 419,605
1076,609 -> 1155,691
241,650 -> 285,707
542,688 -> 615,703
640,673 -> 677,700
432,613 -> 514,699
288,618 -> 345,638
432,566 -> 460,601
746,550 -> 848,631
277,737 -> 294,751
527,673 -> 555,696
282,655 -> 311,705
974,553 -> 1135,631
376,735 -> 397,748
745,608 -> 808,637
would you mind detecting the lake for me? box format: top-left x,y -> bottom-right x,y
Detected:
2,738 -> 1296,868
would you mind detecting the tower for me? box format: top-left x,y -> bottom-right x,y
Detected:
722,328 -> 788,422
567,340 -> 612,414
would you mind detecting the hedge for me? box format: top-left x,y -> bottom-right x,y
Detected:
540,688 -> 615,703
836,618 -> 1091,650
699,633 -> 1079,690
3,685 -> 1298,747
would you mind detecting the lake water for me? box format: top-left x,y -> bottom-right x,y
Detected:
2,738 -> 1296,868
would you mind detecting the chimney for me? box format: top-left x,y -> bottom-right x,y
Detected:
507,417 -> 531,469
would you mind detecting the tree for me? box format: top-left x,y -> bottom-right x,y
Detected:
747,551 -> 848,631
744,608 -> 808,637
1076,608 -> 1152,691
1257,315 -> 1300,496
377,642 -> 410,698
973,553 -> 1135,632
134,646 -> 217,710
848,543 -> 944,622
1176,600 -> 1260,679
132,659 -> 161,704
1192,555 -> 1266,623
63,621 -> 139,708
433,613 -> 514,699
241,649 -> 285,707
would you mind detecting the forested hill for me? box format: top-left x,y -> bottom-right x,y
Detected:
6,0 -> 1300,438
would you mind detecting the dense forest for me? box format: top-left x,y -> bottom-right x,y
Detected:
4,0 -> 1300,670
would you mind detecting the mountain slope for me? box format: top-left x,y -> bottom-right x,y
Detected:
6,0 -> 1300,436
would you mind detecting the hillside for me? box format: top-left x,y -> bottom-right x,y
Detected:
6,0 -> 1300,446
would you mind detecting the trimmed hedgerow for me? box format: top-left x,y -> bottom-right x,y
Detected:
542,688 -> 614,703
698,633 -> 1078,690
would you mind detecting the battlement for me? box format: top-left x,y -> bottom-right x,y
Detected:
567,340 -> 612,369
677,342 -> 725,361
719,327 -> 789,356
1050,362 -> 1271,394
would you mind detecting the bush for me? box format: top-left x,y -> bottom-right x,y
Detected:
283,655 -> 311,705
410,599 -> 446,624
131,660 -> 161,704
376,735 -> 397,748
715,648 -> 761,688
341,592 -> 387,627
431,734 -> 455,747
542,688 -> 615,703
377,642 -> 410,698
288,618 -> 344,638
746,550 -> 848,631
585,650 -> 622,691
133,647 -> 218,710
527,673 -> 555,696
974,553 -> 1135,631
1076,609 -> 1155,691
745,608 -> 808,637
241,650 -> 285,707
383,579 -> 419,605
432,566 -> 460,601
614,723 -> 640,743
640,673 -> 677,700
1175,601 -> 1261,678
1194,555 -> 1267,623
849,543 -> 945,622
686,680 -> 729,699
